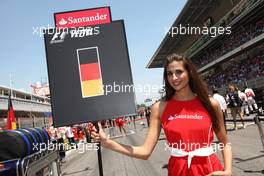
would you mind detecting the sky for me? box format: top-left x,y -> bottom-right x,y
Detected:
0,0 -> 187,104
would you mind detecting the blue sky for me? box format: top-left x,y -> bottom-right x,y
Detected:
0,0 -> 186,103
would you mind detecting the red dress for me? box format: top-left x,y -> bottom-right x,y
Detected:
72,127 -> 78,141
115,117 -> 125,127
161,97 -> 223,176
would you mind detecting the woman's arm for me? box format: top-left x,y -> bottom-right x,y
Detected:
91,101 -> 164,160
209,98 -> 232,176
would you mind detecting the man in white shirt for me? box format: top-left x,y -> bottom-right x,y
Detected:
66,126 -> 75,148
244,87 -> 258,112
212,88 -> 227,132
238,90 -> 249,116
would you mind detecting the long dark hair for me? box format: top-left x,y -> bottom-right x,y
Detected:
163,53 -> 219,130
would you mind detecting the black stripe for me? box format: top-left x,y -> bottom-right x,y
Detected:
78,48 -> 98,64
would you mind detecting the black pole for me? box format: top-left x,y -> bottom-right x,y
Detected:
94,122 -> 104,176
97,142 -> 104,176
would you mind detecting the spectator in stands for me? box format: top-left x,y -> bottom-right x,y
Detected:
204,50 -> 264,91
193,18 -> 264,69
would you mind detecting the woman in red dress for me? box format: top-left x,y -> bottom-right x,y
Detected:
91,54 -> 232,176
115,117 -> 127,136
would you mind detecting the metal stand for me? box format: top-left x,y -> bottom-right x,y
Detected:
225,116 -> 264,150
254,116 -> 264,150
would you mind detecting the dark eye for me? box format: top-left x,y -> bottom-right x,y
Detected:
175,70 -> 184,75
167,71 -> 173,76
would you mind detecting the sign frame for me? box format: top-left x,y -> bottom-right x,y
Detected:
44,20 -> 137,127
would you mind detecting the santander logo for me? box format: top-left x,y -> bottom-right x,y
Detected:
59,18 -> 67,25
55,8 -> 111,28
168,114 -> 204,120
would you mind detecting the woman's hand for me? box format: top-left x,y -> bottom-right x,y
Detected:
206,170 -> 232,176
89,122 -> 108,145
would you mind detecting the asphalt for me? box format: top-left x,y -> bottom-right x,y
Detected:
60,115 -> 264,176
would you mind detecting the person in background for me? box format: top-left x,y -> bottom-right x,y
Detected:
108,119 -> 115,138
115,117 -> 127,137
83,123 -> 91,143
212,87 -> 228,132
100,120 -> 107,131
66,126 -> 75,148
72,126 -> 79,149
132,115 -> 137,132
55,126 -> 66,163
244,86 -> 258,113
77,125 -> 85,143
145,107 -> 151,127
226,84 -> 246,130
238,90 -> 249,116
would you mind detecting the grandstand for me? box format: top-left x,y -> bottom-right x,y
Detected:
147,0 -> 264,106
0,85 -> 51,129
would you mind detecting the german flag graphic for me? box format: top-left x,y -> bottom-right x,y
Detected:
77,47 -> 104,97
6,94 -> 16,130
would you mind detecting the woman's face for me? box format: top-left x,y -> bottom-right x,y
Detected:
166,61 -> 189,92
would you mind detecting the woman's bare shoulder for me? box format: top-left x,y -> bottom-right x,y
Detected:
151,99 -> 167,118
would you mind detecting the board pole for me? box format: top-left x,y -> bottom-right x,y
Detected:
94,121 -> 104,176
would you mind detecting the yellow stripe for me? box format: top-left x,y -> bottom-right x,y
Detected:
82,79 -> 104,97
12,122 -> 17,130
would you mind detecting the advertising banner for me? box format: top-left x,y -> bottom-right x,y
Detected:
54,7 -> 111,28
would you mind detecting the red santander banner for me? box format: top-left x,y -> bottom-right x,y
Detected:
54,7 -> 111,28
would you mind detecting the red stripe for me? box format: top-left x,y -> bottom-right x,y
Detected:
9,107 -> 15,122
80,63 -> 101,81
7,106 -> 15,130
6,111 -> 11,129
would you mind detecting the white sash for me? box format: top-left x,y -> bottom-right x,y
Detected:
170,146 -> 214,168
